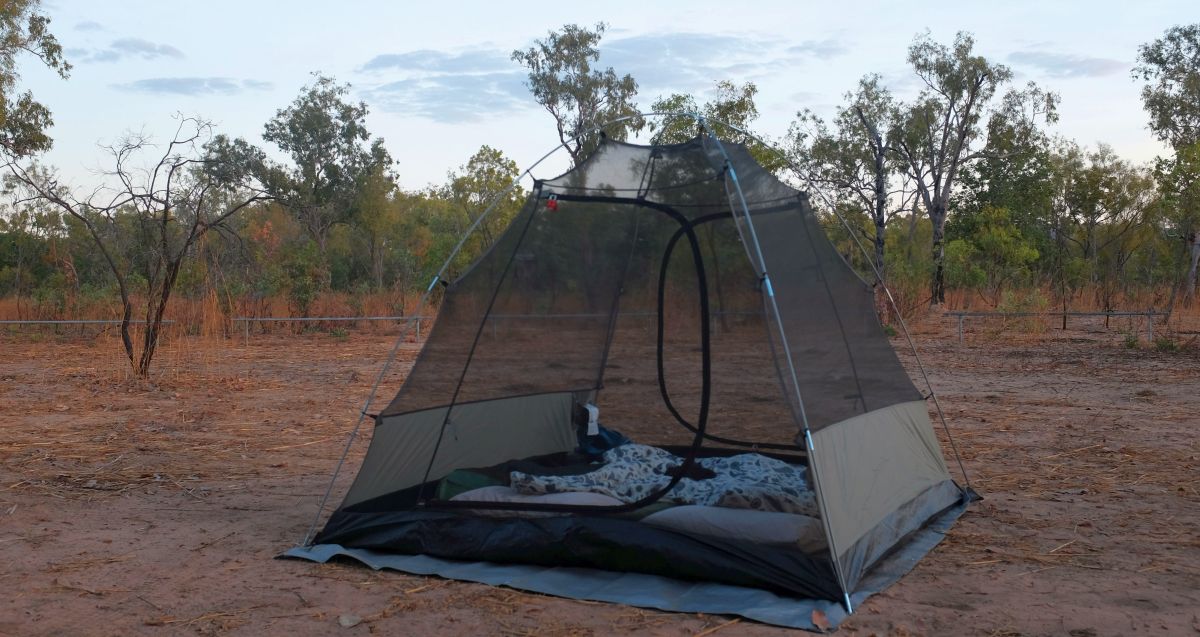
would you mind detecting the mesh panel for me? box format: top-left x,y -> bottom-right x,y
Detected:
711,141 -> 923,430
373,135 -> 922,485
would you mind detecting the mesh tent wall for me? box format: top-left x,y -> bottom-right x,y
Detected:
301,130 -> 971,623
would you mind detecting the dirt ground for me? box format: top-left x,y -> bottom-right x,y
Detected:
1,317 -> 1198,636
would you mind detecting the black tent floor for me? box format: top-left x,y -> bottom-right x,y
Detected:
282,500 -> 967,631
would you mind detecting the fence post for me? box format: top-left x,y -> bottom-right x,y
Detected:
957,314 -> 964,344
1147,308 -> 1153,342
243,319 -> 250,345
415,318 -> 421,341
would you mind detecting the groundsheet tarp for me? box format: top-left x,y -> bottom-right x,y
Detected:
282,501 -> 967,631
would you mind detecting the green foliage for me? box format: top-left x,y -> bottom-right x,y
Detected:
890,32 -> 1026,304
3,26 -> 1199,344
943,238 -> 985,290
996,287 -> 1048,314
260,75 -> 392,252
282,240 -> 323,317
0,0 -> 70,159
649,80 -> 781,171
790,74 -> 901,269
512,23 -> 642,166
1134,23 -> 1200,151
1124,332 -> 1140,349
1153,336 -> 1179,352
442,145 -> 525,267
953,82 -> 1059,260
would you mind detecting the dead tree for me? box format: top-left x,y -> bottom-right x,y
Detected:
6,116 -> 269,375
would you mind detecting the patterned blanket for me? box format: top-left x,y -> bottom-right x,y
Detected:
509,444 -> 819,516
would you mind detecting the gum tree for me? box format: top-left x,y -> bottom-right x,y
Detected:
512,23 -> 642,166
1134,24 -> 1200,302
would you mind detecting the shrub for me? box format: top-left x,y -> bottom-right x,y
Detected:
1153,336 -> 1178,353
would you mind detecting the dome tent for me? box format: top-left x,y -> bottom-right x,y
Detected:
286,118 -> 975,631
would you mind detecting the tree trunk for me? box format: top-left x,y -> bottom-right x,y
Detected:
873,213 -> 890,323
1184,230 -> 1200,306
704,226 -> 730,333
370,235 -> 384,291
930,203 -> 947,306
136,260 -> 182,376
119,300 -> 135,369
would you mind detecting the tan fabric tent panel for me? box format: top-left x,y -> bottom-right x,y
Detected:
808,400 -> 952,570
343,392 -> 578,507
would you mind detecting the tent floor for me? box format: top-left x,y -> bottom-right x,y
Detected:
283,499 -> 968,631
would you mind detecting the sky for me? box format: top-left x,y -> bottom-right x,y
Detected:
19,0 -> 1191,193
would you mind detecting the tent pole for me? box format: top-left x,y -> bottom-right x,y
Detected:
704,129 -> 855,610
696,118 -> 974,496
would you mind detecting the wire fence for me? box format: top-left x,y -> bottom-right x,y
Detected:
945,310 -> 1165,344
230,315 -> 432,342
0,319 -> 177,325
4,310 -> 1172,346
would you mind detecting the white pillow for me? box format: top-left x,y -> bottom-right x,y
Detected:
642,505 -> 827,552
450,485 -> 625,517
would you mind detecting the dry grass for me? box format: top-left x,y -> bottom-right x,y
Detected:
2,296 -> 1199,636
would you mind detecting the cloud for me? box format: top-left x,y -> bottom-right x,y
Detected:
111,38 -> 184,60
359,47 -> 528,122
360,49 -> 511,74
72,37 -> 184,63
241,79 -> 273,91
604,32 -> 849,95
603,32 -> 770,90
115,77 -> 273,96
74,20 -> 104,32
363,73 -> 529,123
357,31 -> 850,123
786,39 -> 848,60
1007,51 -> 1124,78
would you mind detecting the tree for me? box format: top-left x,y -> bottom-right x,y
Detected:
649,80 -> 782,170
790,75 -> 911,280
1156,142 -> 1200,306
354,165 -> 397,291
442,145 -> 524,260
1134,24 -> 1200,150
512,23 -> 642,166
954,82 -> 1060,233
890,32 -> 1015,305
1134,24 -> 1200,302
261,75 -> 391,255
0,199 -> 60,317
1050,143 -> 1155,309
0,0 -> 69,160
943,206 -> 1040,304
7,117 -> 269,375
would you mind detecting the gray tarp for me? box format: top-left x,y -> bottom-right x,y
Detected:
283,497 -> 967,632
